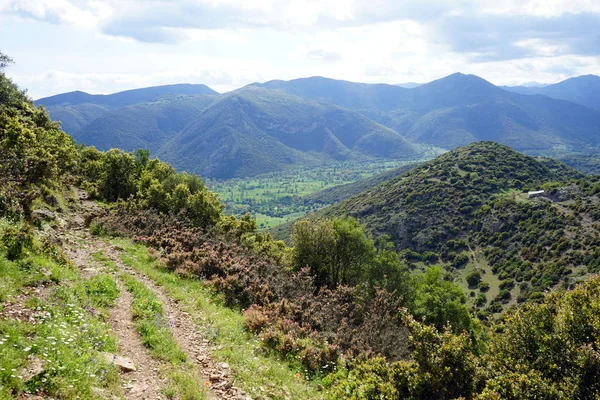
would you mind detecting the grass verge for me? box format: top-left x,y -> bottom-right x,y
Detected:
114,237 -> 325,400
0,219 -> 121,399
120,273 -> 208,400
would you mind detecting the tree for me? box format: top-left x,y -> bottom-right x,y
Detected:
99,149 -> 138,201
292,216 -> 376,289
292,217 -> 337,288
0,51 -> 13,71
411,266 -> 473,334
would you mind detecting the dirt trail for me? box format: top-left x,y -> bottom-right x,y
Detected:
60,188 -> 251,400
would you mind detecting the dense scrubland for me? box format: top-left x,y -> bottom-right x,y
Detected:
3,53 -> 600,399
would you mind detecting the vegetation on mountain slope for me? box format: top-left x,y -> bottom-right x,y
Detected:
75,94 -> 217,154
5,52 -> 600,399
159,87 -> 421,178
505,74 -> 600,111
249,74 -> 600,153
558,153 -> 600,175
280,142 -> 600,315
37,73 -> 600,181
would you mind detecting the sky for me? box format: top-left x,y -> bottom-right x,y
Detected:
0,0 -> 599,99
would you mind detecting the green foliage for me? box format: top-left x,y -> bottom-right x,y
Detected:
480,275 -> 600,398
291,216 -> 376,289
0,73 -> 79,217
79,147 -> 224,229
466,270 -> 482,287
410,267 -> 473,334
0,52 -> 13,71
326,312 -> 480,400
122,273 -> 187,364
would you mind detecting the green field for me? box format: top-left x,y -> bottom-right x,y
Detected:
207,157 -> 436,229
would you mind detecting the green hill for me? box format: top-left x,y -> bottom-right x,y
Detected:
158,87 -> 421,178
321,141 -> 582,248
277,142 -> 600,311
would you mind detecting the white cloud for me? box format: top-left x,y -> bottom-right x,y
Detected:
1,0 -> 599,98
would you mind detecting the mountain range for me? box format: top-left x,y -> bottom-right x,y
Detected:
503,75 -> 600,111
37,74 -> 600,179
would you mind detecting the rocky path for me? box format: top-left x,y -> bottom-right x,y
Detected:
60,189 -> 250,400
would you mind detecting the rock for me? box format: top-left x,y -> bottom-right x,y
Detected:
32,209 -> 56,221
103,353 -> 136,372
21,357 -> 44,382
45,195 -> 62,211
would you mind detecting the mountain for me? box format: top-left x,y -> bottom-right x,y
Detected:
38,84 -> 219,137
251,77 -> 408,112
250,74 -> 600,153
504,75 -> 600,111
36,83 -> 218,108
319,141 -> 582,249
276,142 -> 600,310
36,74 -> 600,180
158,87 -> 421,178
74,94 -> 217,154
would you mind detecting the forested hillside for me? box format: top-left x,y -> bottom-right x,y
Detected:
38,73 -> 600,181
4,52 -> 600,399
261,74 -> 600,152
277,142 -> 600,316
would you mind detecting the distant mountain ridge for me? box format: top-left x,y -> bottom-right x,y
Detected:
503,75 -> 600,111
36,83 -> 218,108
37,73 -> 600,179
259,73 -> 600,152
157,87 -> 422,178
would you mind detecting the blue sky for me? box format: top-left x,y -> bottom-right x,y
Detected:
0,0 -> 599,98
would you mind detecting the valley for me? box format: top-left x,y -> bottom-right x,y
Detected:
207,157 -> 435,229
3,46 -> 600,399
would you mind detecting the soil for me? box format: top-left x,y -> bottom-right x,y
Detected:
58,188 -> 251,400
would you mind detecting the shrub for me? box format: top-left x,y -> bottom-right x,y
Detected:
466,270 -> 482,287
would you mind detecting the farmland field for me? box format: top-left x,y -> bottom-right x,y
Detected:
207,156 -> 438,229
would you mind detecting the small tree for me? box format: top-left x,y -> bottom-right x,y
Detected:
0,51 -> 14,71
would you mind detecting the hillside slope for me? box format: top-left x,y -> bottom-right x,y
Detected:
311,142 -> 600,309
75,94 -> 217,153
158,87 -> 421,178
322,142 -> 580,247
38,84 -> 219,138
252,74 -> 600,152
505,75 -> 600,111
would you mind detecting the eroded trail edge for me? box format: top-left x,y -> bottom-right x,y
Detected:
60,188 -> 251,400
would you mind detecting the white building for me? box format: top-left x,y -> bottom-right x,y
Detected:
528,190 -> 545,199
